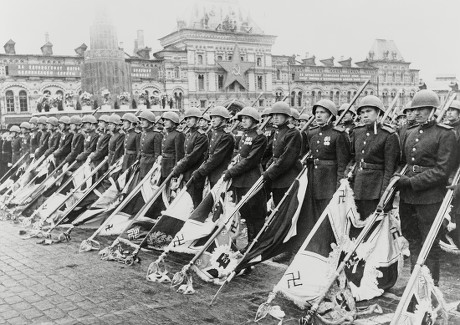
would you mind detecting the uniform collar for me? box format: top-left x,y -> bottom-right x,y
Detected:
318,123 -> 333,131
419,119 -> 436,129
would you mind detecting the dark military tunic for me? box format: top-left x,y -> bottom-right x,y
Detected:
397,121 -> 418,148
89,131 -> 110,167
21,134 -> 31,163
340,120 -> 356,137
34,130 -> 50,159
64,132 -> 85,165
350,123 -> 400,201
195,125 -> 234,186
76,131 -> 99,162
107,131 -> 125,167
261,124 -> 275,170
30,130 -> 41,156
306,124 -> 351,200
2,139 -> 11,165
11,137 -> 22,165
122,128 -> 140,172
265,123 -> 302,189
138,128 -> 162,179
160,127 -> 185,178
53,131 -> 73,165
43,130 -> 61,158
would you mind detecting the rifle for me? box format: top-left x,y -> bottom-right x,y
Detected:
390,164 -> 460,325
182,103 -> 214,134
229,92 -> 265,133
0,153 -> 27,185
381,90 -> 401,124
335,79 -> 370,126
436,92 -> 457,123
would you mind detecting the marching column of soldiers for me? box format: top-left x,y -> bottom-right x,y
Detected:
2,88 -> 460,312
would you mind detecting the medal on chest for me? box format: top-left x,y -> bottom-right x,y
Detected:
244,137 -> 253,145
323,136 -> 331,146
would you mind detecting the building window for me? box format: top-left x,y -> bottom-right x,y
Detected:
276,69 -> 281,80
197,54 -> 203,65
6,90 -> 14,112
259,99 -> 264,107
218,74 -> 224,90
297,91 -> 302,106
228,55 -> 232,61
217,55 -> 222,61
229,82 -> 235,91
329,91 -> 333,101
347,91 -> 351,102
174,67 -> 180,79
291,73 -> 295,81
257,57 -> 262,67
200,100 -> 206,108
240,56 -> 244,61
311,91 -> 316,104
318,91 -> 322,100
198,74 -> 205,90
257,76 -> 263,90
290,91 -> 296,107
174,92 -> 183,110
334,91 -> 340,105
19,90 -> 28,112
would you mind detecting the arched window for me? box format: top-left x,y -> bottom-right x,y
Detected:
257,57 -> 262,67
297,91 -> 302,106
198,74 -> 205,90
174,91 -> 183,110
311,91 -> 316,104
329,91 -> 333,101
318,91 -> 322,100
347,91 -> 351,102
174,67 -> 180,79
19,90 -> 28,112
334,91 -> 340,105
257,76 -> 263,90
6,90 -> 14,112
218,74 -> 224,90
276,69 -> 281,80
290,91 -> 296,107
217,55 -> 222,62
197,54 -> 203,65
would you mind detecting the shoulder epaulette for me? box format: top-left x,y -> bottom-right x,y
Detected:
333,125 -> 345,132
287,124 -> 295,129
135,130 -> 141,134
354,123 -> 366,129
407,123 -> 419,129
309,125 -> 319,130
381,125 -> 396,133
256,129 -> 263,136
437,123 -> 453,130
197,129 -> 206,134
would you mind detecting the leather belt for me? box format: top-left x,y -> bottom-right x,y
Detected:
358,161 -> 384,170
311,158 -> 337,166
141,153 -> 154,158
408,164 -> 432,173
162,153 -> 175,159
125,150 -> 137,154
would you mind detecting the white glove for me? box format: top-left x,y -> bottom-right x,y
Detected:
86,157 -> 92,165
7,163 -> 12,167
30,154 -> 34,159
63,163 -> 69,171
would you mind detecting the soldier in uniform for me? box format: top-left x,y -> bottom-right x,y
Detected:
263,101 -> 302,206
19,122 -> 31,164
396,90 -> 457,286
0,131 -> 11,175
172,107 -> 208,208
34,116 -> 50,160
160,112 -> 185,182
199,113 -> 211,134
63,116 -> 85,169
43,117 -> 61,160
260,107 -> 275,171
289,108 -> 300,128
305,99 -> 351,216
106,114 -> 125,168
88,115 -> 111,176
223,107 -> 267,252
398,101 -> 418,144
29,116 -> 41,160
121,113 -> 140,173
137,111 -> 162,179
10,125 -> 21,165
52,116 -> 73,167
75,115 -> 99,167
350,95 -> 400,220
192,106 -> 235,188
337,103 -> 357,136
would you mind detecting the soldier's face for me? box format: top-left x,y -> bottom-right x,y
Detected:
315,107 -> 331,126
414,107 -> 432,124
199,119 -> 208,128
406,109 -> 416,121
359,107 -> 379,125
70,124 -> 77,132
299,119 -> 307,129
163,119 -> 173,129
446,108 -> 460,122
272,114 -> 288,126
46,124 -> 53,131
98,121 -> 107,130
186,117 -> 197,128
30,123 -> 36,130
59,123 -> 65,131
241,116 -> 255,129
108,123 -> 116,132
140,119 -> 150,129
83,122 -> 92,132
211,116 -> 224,128
122,121 -> 131,130
343,111 -> 354,122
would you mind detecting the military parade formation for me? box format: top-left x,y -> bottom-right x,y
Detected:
1,82 -> 460,324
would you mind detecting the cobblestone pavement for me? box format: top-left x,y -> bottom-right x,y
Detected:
1,220 -> 460,325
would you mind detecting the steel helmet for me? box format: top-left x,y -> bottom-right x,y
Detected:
155,116 -> 163,124
183,107 -> 202,119
138,110 -> 156,123
338,103 -> 356,115
200,113 -> 211,122
270,101 -> 291,116
210,106 -> 231,119
98,114 -> 111,123
121,113 -> 139,124
81,115 -> 98,124
162,111 -> 180,124
449,100 -> 460,111
290,108 -> 300,120
357,95 -> 385,114
410,90 -> 440,109
9,125 -> 20,133
29,116 -> 38,124
261,107 -> 272,117
20,122 -> 31,130
46,117 -> 59,126
108,114 -> 122,125
237,106 -> 260,122
38,116 -> 47,125
58,116 -> 71,124
313,99 -> 338,116
70,116 -> 82,125
402,101 -> 413,114
299,113 -> 310,121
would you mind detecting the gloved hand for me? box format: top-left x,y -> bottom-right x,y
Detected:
29,154 -> 34,159
223,172 -> 232,181
63,163 -> 69,171
262,172 -> 271,182
395,175 -> 411,189
7,163 -> 12,168
86,157 -> 92,165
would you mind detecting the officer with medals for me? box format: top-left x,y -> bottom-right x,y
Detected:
34,116 -> 50,160
75,115 -> 99,168
160,112 -> 185,183
172,107 -> 209,208
19,122 -> 31,164
63,116 -> 85,169
52,116 -> 73,167
121,113 -> 140,173
305,99 -> 351,217
350,95 -> 400,220
106,114 -> 125,168
396,90 -> 457,286
192,106 -> 235,188
29,116 -> 41,160
223,107 -> 268,252
10,125 -> 21,165
260,107 -> 274,171
88,115 -> 111,176
137,110 -> 163,179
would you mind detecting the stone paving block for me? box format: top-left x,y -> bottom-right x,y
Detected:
6,315 -> 29,325
0,310 -> 19,320
2,296 -> 21,305
20,308 -> 44,321
67,308 -> 91,319
32,300 -> 56,311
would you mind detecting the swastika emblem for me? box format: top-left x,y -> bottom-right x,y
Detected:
338,189 -> 346,204
390,227 -> 401,240
216,253 -> 230,268
286,271 -> 302,288
173,234 -> 185,247
105,224 -> 113,231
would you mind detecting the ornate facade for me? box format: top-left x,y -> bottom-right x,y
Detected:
0,0 -> 421,125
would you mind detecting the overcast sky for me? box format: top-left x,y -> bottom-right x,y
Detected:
1,0 -> 458,85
